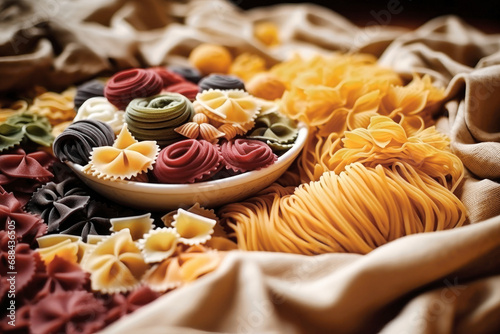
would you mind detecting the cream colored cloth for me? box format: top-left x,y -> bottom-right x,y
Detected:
1,0 -> 500,333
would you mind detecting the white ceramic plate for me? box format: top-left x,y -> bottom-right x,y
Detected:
66,126 -> 308,211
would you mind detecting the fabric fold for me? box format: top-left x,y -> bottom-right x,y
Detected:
2,0 -> 500,333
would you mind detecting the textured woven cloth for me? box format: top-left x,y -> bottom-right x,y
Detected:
1,0 -> 500,333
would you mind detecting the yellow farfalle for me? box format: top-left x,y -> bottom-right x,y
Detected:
142,256 -> 183,292
83,124 -> 159,180
28,87 -> 76,126
86,235 -> 108,245
36,238 -> 80,265
37,234 -> 92,262
110,213 -> 155,241
172,209 -> 216,246
139,228 -> 179,263
178,249 -> 224,283
196,89 -> 260,132
143,245 -> 225,292
81,229 -> 149,293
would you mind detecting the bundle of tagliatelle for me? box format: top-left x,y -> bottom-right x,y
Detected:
0,39 -> 468,333
220,52 -> 467,255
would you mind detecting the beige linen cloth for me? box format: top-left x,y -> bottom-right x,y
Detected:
1,0 -> 500,333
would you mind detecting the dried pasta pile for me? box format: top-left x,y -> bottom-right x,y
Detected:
221,54 -> 467,255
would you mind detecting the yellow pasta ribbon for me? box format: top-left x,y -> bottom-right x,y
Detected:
221,162 -> 466,255
28,87 -> 77,126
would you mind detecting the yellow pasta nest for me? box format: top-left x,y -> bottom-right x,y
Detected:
330,116 -> 463,190
229,53 -> 267,82
246,73 -> 286,100
298,116 -> 464,189
189,43 -> 232,75
221,162 -> 467,255
254,22 -> 280,46
83,124 -> 159,181
297,129 -> 343,182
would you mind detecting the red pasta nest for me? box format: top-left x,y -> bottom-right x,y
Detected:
104,68 -> 163,110
221,139 -> 277,173
163,81 -> 199,101
153,139 -> 223,184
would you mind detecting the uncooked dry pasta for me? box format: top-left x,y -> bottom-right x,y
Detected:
297,129 -> 342,183
296,116 -> 463,189
28,87 -> 77,126
329,116 -> 464,190
195,89 -> 260,132
270,53 -> 447,186
84,124 -> 159,180
221,162 -> 467,255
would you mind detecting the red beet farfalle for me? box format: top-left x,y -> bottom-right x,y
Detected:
0,231 -> 38,297
102,286 -> 160,325
32,256 -> 90,302
30,291 -> 106,334
0,149 -> 55,204
0,191 -> 47,246
0,148 -> 54,185
153,139 -> 223,184
0,304 -> 30,333
221,139 -> 277,172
